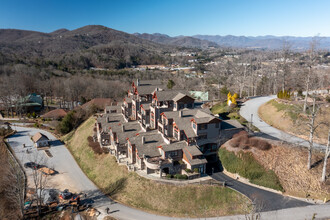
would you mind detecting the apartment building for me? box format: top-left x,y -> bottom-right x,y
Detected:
96,79 -> 243,178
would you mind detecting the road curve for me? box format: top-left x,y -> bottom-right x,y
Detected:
239,95 -> 326,150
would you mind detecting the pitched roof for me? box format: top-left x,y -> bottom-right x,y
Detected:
81,98 -> 113,110
161,141 -> 187,152
32,132 -> 49,142
111,122 -> 143,144
182,146 -> 207,166
153,90 -> 190,102
41,109 -> 67,119
129,132 -> 166,158
136,79 -> 163,86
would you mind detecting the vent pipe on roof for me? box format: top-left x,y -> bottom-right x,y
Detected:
141,136 -> 145,145
122,125 -> 125,132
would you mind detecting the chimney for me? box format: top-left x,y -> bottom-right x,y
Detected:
122,124 -> 125,132
137,79 -> 140,86
141,136 -> 145,145
179,110 -> 182,118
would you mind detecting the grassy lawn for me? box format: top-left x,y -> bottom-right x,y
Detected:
219,148 -> 283,192
211,102 -> 260,132
62,117 -> 251,218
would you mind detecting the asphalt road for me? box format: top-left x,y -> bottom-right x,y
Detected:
211,172 -> 310,212
5,125 -> 330,220
239,95 -> 326,150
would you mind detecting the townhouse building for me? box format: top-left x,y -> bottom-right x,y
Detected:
96,79 -> 244,178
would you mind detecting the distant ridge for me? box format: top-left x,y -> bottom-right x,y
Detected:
193,34 -> 330,50
134,33 -> 219,49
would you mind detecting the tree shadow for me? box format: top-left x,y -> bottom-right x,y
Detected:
103,177 -> 127,197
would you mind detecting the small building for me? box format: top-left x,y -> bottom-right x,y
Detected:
41,109 -> 67,120
32,132 -> 49,148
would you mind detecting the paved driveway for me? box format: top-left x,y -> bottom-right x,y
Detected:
239,96 -> 326,150
211,172 -> 310,212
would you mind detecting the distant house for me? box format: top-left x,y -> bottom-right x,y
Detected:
19,93 -> 44,112
41,109 -> 67,120
32,132 -> 49,148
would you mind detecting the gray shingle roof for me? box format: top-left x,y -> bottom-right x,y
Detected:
221,120 -> 244,130
129,132 -> 166,158
111,122 -> 143,144
163,109 -> 219,138
154,90 -> 189,102
161,141 -> 187,152
182,146 -> 207,166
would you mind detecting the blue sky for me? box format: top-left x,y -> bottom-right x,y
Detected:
1,0 -> 330,36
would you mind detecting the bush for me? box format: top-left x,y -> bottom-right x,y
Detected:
193,168 -> 199,173
249,138 -> 271,151
87,136 -> 103,154
32,112 -> 36,118
166,174 -> 173,179
185,169 -> 192,173
326,96 -> 330,103
174,174 -> 188,180
232,130 -> 248,138
26,113 -> 31,118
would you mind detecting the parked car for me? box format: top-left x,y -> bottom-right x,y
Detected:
24,162 -> 40,170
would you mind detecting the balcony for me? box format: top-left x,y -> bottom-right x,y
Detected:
145,157 -> 172,170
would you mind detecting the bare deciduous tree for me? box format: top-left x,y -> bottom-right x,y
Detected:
321,129 -> 330,182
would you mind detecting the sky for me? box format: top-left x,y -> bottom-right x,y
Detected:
1,0 -> 330,37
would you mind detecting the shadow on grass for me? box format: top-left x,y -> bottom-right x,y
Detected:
103,177 -> 127,197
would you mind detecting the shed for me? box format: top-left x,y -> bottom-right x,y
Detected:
32,132 -> 49,148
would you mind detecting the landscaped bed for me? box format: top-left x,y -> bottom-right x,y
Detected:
62,117 -> 251,218
220,133 -> 330,200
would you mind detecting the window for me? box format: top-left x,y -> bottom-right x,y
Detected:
198,124 -> 208,130
187,103 -> 193,108
193,123 -> 196,129
198,133 -> 207,140
212,144 -> 217,150
215,123 -> 219,128
174,103 -> 177,109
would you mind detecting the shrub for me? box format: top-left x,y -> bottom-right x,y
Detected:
232,130 -> 248,138
230,138 -> 240,148
185,169 -> 192,173
174,174 -> 188,180
193,168 -> 199,173
166,174 -> 173,179
32,112 -> 36,118
27,113 -> 31,118
249,138 -> 271,151
87,136 -> 103,154
326,96 -> 330,103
